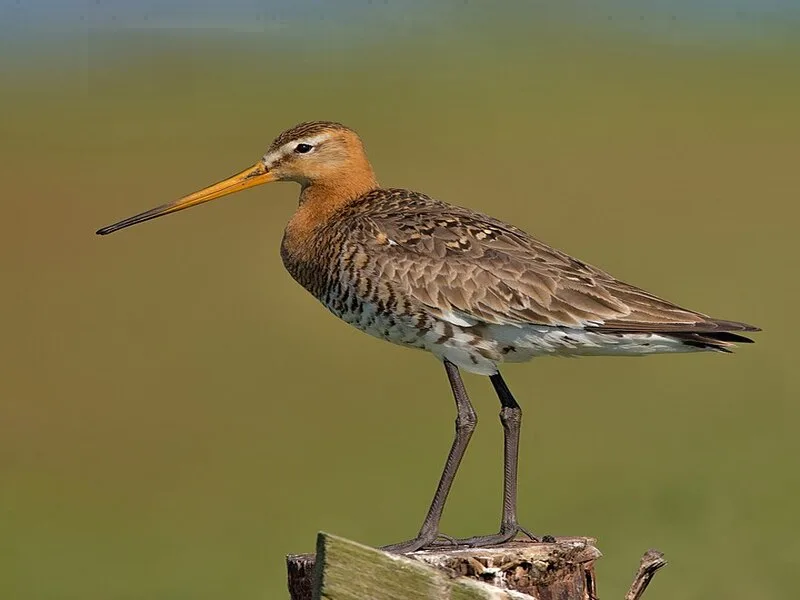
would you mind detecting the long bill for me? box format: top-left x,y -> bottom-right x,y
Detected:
96,162 -> 276,235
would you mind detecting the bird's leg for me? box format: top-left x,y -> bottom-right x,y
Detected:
436,371 -> 537,548
381,359 -> 477,553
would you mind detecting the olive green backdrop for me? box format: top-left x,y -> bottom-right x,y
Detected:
1,5 -> 798,599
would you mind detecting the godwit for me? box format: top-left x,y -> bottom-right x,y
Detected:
97,121 -> 758,553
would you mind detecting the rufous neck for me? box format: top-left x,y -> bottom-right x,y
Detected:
299,166 -> 379,214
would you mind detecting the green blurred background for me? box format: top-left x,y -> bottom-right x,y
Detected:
1,2 -> 798,599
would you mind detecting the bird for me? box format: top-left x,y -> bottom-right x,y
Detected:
97,120 -> 759,553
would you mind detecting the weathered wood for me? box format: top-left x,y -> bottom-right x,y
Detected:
411,537 -> 600,598
625,549 -> 667,600
287,550 -> 316,600
287,533 -> 601,600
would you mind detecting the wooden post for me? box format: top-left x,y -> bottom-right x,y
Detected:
287,533 -> 664,600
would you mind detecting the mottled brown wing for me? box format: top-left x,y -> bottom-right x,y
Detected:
355,192 -> 757,334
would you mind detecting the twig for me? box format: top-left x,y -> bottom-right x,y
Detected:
624,549 -> 667,600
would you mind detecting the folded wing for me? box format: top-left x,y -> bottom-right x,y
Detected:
355,193 -> 758,342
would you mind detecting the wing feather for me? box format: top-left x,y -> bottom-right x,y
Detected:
348,190 -> 758,335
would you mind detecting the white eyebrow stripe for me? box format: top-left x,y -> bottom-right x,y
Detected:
263,133 -> 332,164
280,133 -> 330,153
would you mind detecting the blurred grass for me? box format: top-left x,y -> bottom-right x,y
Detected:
1,16 -> 799,600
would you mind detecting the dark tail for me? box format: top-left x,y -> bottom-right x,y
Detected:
595,317 -> 760,353
667,329 -> 757,353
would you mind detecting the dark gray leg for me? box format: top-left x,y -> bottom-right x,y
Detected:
441,371 -> 537,547
382,359 -> 477,553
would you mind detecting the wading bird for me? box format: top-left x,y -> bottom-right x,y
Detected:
98,121 -> 758,553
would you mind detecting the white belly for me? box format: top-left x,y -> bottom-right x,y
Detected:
433,324 -> 699,374
331,299 -> 698,375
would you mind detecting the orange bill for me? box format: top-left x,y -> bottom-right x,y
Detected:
96,162 -> 275,235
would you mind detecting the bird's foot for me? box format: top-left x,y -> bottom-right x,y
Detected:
381,530 -> 455,554
430,523 -> 539,548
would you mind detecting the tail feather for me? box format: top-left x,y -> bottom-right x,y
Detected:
667,330 -> 756,353
593,317 -> 759,353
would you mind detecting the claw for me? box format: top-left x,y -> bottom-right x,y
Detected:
381,528 -> 444,554
440,524 -> 539,549
430,533 -> 458,548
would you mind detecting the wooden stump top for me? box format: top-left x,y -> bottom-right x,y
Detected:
287,534 -> 602,600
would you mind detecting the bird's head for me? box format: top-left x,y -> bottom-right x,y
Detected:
261,121 -> 370,185
96,121 -> 375,235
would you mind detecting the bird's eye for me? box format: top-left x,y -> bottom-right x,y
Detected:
294,143 -> 313,154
